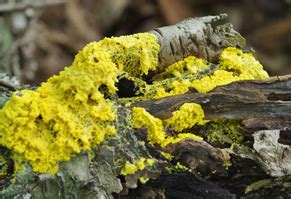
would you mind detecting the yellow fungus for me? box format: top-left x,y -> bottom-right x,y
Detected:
190,69 -> 241,93
157,56 -> 210,80
219,47 -> 268,80
132,107 -> 166,145
162,133 -> 203,147
139,177 -> 149,184
120,158 -> 155,175
159,151 -> 174,160
0,33 -> 160,174
98,33 -> 159,76
151,47 -> 268,98
132,106 -> 204,148
165,103 -> 206,132
0,29 -> 268,177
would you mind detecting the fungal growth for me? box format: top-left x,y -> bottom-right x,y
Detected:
0,18 -> 268,178
0,33 -> 160,174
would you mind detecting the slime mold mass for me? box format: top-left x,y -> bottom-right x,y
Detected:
0,32 -> 268,175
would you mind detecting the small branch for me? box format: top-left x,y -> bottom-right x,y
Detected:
0,0 -> 68,13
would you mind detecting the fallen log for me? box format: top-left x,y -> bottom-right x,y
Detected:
0,14 -> 290,199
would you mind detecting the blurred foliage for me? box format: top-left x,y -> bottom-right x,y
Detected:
0,19 -> 13,74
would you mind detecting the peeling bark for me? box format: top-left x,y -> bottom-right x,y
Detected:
253,130 -> 291,177
149,13 -> 246,73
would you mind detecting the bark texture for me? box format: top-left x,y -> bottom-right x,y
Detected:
149,13 -> 245,73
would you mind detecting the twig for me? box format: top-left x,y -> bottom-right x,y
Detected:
0,0 -> 68,13
0,74 -> 19,90
2,10 -> 41,77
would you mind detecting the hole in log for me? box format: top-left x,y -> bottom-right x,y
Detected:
117,78 -> 138,97
279,128 -> 291,145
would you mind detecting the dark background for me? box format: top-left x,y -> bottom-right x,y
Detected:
1,0 -> 290,83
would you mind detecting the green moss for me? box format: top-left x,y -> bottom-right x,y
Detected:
205,119 -> 243,144
165,162 -> 191,173
139,177 -> 149,184
159,151 -> 174,160
0,155 -> 8,178
223,160 -> 232,169
245,179 -> 273,194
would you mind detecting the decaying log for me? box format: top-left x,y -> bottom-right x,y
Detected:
163,139 -> 230,176
0,14 -> 290,199
132,74 -> 291,185
133,75 -> 291,132
122,172 -> 236,199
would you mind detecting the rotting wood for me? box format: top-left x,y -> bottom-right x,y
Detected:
133,75 -> 291,125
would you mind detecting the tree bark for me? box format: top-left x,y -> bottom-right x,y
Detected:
133,75 -> 291,129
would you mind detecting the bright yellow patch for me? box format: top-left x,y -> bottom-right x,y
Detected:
120,158 -> 155,175
132,107 -> 203,147
132,107 -> 165,145
162,133 -> 203,147
139,177 -> 149,184
159,151 -> 174,160
98,33 -> 159,77
154,80 -> 191,99
152,47 -> 268,98
165,103 -> 206,132
219,47 -> 268,80
157,56 -> 210,79
190,69 -> 241,93
0,31 -> 268,176
0,33 -> 160,174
